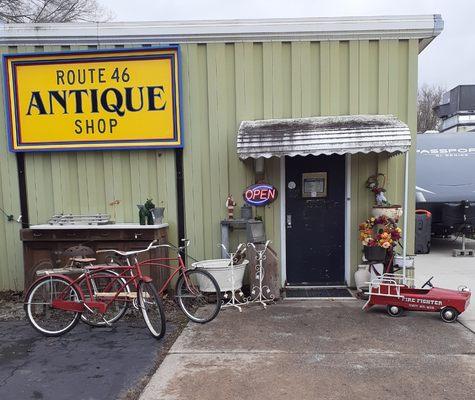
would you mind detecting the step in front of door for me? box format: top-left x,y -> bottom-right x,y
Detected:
284,287 -> 355,299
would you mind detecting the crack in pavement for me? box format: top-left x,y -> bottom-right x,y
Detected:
0,357 -> 31,387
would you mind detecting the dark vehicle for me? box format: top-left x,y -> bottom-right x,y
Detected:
416,133 -> 475,238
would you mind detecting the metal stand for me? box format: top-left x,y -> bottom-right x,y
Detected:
453,202 -> 474,257
220,244 -> 248,312
247,241 -> 274,308
453,233 -> 474,257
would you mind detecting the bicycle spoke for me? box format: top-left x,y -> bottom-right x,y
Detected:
79,270 -> 129,327
25,277 -> 81,336
176,270 -> 221,323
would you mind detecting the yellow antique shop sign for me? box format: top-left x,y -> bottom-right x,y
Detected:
3,47 -> 182,151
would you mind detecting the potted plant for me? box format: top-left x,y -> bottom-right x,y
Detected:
137,199 -> 165,225
366,174 -> 402,221
359,216 -> 402,262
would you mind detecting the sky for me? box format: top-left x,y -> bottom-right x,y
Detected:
98,0 -> 473,90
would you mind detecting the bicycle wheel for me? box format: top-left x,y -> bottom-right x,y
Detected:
176,269 -> 221,323
24,276 -> 82,337
79,270 -> 130,327
137,281 -> 166,339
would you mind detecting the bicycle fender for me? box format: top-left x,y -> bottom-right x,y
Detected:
141,276 -> 153,283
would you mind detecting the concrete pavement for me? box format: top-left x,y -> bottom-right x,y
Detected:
139,300 -> 474,400
415,237 -> 475,331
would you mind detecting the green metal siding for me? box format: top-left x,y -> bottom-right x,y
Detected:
180,39 -> 417,285
0,38 -> 418,290
0,47 -> 23,290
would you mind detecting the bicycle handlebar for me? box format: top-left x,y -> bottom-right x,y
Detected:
96,240 -> 158,257
96,239 -> 191,258
150,243 -> 189,252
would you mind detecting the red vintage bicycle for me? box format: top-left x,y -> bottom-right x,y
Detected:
93,239 -> 222,324
24,241 -> 166,339
24,240 -> 221,339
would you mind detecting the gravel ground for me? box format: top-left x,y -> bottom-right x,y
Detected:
0,291 -> 24,321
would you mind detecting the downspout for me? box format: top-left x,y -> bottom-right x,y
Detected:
16,153 -> 29,229
402,151 -> 409,283
175,148 -> 185,251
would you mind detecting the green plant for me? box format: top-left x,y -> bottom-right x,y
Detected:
144,199 -> 156,210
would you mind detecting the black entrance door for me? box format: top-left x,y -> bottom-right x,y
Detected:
285,155 -> 345,285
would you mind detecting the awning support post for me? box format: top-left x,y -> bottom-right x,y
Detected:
402,151 -> 409,284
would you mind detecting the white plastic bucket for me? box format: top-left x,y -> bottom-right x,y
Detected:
191,259 -> 249,292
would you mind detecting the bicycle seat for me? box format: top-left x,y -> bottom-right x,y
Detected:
70,257 -> 96,263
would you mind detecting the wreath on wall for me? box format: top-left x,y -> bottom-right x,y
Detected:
365,173 -> 389,206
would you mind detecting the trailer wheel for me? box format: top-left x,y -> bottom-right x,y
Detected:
440,307 -> 458,323
387,305 -> 404,317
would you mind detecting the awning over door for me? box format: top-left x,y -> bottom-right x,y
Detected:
236,114 -> 411,159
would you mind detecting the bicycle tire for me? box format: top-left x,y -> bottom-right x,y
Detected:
24,276 -> 82,337
137,281 -> 166,339
175,268 -> 221,324
79,269 -> 130,327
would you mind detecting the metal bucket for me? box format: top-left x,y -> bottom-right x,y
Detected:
150,207 -> 165,224
191,259 -> 249,292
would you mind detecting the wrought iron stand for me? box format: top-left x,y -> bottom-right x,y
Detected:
247,241 -> 274,308
220,244 -> 248,312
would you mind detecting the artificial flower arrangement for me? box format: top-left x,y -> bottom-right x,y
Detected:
359,215 -> 402,249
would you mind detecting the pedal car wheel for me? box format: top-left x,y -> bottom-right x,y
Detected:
387,305 -> 404,317
440,307 -> 458,323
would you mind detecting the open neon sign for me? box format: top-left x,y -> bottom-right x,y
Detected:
243,183 -> 278,207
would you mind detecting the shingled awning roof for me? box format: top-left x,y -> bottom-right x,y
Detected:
236,114 -> 411,159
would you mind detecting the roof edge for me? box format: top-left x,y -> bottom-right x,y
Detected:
418,14 -> 444,53
0,14 -> 443,46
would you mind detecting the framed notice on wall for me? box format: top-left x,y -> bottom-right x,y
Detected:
2,46 -> 182,152
302,172 -> 327,198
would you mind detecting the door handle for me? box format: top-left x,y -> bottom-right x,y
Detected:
286,214 -> 292,229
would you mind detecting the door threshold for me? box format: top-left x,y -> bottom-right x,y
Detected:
284,287 -> 355,300
283,297 -> 357,301
285,285 -> 348,289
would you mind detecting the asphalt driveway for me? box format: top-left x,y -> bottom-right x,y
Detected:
0,317 -> 180,400
140,300 -> 474,400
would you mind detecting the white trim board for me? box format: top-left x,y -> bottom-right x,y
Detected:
345,154 -> 352,286
0,15 -> 442,50
280,156 -> 287,287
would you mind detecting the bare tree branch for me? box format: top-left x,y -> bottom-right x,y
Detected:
417,84 -> 445,133
0,0 -> 113,23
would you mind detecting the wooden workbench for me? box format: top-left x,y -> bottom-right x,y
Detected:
20,223 -> 169,290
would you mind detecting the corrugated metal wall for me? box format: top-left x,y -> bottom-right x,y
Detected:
0,38 -> 418,290
0,44 -> 178,291
179,40 -> 418,285
0,45 -> 23,290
